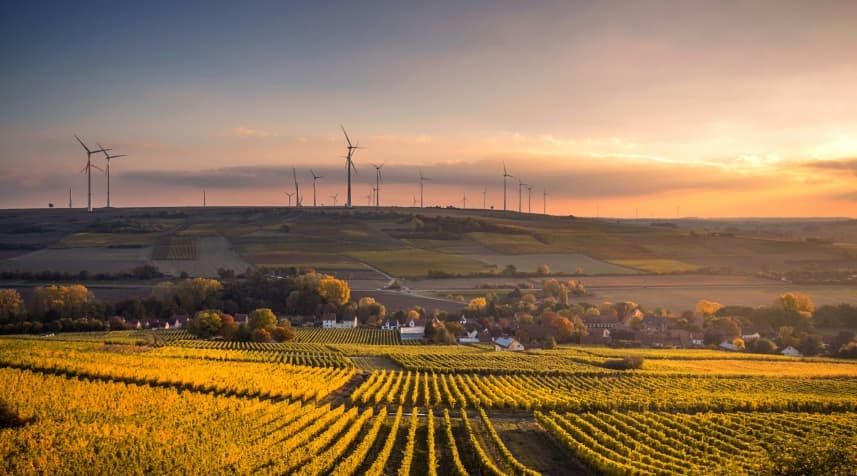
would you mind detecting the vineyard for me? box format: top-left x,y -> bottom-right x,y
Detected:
296,327 -> 403,345
2,334 -> 857,475
151,236 -> 198,260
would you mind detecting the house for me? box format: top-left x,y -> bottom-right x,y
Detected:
458,329 -> 479,344
719,340 -> 740,352
582,314 -> 622,330
668,329 -> 705,348
400,318 -> 426,340
781,346 -> 803,357
322,314 -> 358,329
581,328 -> 612,345
381,319 -> 400,330
742,332 -> 761,341
494,337 -> 525,352
234,313 -> 250,326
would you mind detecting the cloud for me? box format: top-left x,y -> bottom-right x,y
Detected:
801,157 -> 857,174
230,127 -> 271,138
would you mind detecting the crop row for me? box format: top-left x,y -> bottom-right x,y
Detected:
352,369 -> 857,412
535,409 -> 857,475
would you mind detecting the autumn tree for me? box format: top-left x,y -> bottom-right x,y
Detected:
773,292 -> 815,318
317,276 -> 350,306
249,308 -> 277,331
31,284 -> 93,320
0,289 -> 24,323
696,300 -> 723,316
357,297 -> 386,325
188,310 -> 223,338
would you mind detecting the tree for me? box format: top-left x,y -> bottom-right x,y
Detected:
357,297 -> 386,325
218,314 -> 239,340
696,300 -> 723,316
252,328 -> 272,342
747,337 -> 778,354
271,324 -> 297,342
31,284 -> 93,320
536,264 -> 551,276
249,308 -> 277,331
317,277 -> 350,306
773,292 -> 815,318
189,310 -> 223,338
466,297 -> 487,315
800,333 -> 824,356
0,289 -> 24,323
542,279 -> 561,300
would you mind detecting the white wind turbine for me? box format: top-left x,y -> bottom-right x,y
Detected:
97,142 -> 127,208
371,163 -> 384,208
292,168 -> 302,207
418,169 -> 431,208
340,125 -> 361,208
310,170 -> 323,207
330,193 -> 339,207
74,135 -> 109,212
517,177 -> 528,213
285,191 -> 295,207
503,162 -> 514,212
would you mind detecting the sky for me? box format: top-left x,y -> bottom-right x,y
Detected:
1,0 -> 856,217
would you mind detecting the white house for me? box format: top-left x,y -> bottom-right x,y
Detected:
322,316 -> 358,329
399,318 -> 426,340
719,340 -> 739,352
494,337 -> 525,352
381,319 -> 400,330
458,329 -> 479,344
742,332 -> 761,341
781,346 -> 803,357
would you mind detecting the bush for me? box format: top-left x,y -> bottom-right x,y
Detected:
603,356 -> 644,370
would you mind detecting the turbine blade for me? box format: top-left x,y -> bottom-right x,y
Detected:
341,125 -> 353,147
75,135 -> 90,153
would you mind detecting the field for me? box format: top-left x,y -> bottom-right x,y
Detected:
2,332 -> 856,475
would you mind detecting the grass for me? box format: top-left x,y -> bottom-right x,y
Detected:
610,258 -> 701,273
347,249 -> 494,277
55,232 -> 158,248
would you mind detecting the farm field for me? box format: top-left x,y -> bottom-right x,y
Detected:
2,332 -> 856,475
472,253 -> 638,275
0,247 -> 151,275
152,236 -> 251,277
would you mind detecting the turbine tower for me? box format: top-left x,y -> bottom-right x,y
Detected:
371,163 -> 384,208
412,195 -> 418,207
310,170 -> 323,207
482,187 -> 487,209
543,190 -> 549,215
340,125 -> 360,208
97,142 -> 127,208
68,188 -> 72,209
285,192 -> 295,207
330,193 -> 339,207
502,162 -> 514,212
292,168 -> 301,207
527,185 -> 533,213
517,177 -> 528,213
203,189 -> 206,208
74,135 -> 109,212
366,187 -> 373,206
418,169 -> 431,208
462,191 -> 467,209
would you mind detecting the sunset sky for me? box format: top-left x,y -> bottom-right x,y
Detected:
2,1 -> 856,217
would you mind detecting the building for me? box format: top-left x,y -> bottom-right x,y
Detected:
400,318 -> 426,340
458,329 -> 479,344
322,314 -> 358,329
581,328 -> 612,345
781,346 -> 803,357
493,337 -> 525,352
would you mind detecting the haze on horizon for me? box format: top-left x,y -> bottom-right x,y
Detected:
2,0 -> 856,218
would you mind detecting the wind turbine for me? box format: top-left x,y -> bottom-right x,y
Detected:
371,163 -> 384,208
285,191 -> 295,207
482,187 -> 487,209
419,169 -> 431,208
97,142 -> 127,208
341,125 -> 361,208
74,135 -> 109,212
412,195 -> 418,207
365,187 -> 374,206
517,177 -> 528,213
502,162 -> 514,212
68,188 -> 72,209
527,185 -> 533,213
330,193 -> 339,207
292,168 -> 301,207
310,170 -> 323,207
543,190 -> 549,215
203,189 -> 206,208
462,192 -> 467,209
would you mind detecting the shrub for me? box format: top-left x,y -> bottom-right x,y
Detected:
603,356 -> 644,370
